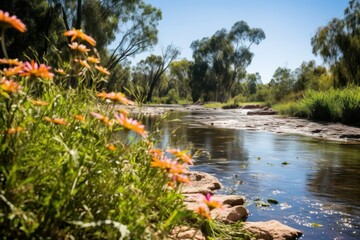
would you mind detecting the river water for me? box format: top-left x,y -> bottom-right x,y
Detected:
144,108 -> 360,240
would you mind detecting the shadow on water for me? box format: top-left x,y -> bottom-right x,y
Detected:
144,110 -> 360,239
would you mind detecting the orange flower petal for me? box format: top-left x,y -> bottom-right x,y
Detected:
44,116 -> 69,126
95,65 -> 110,75
0,10 -> 26,32
64,28 -> 96,46
0,78 -> 21,93
114,113 -> 147,138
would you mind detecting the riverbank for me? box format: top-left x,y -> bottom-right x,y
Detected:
132,104 -> 360,143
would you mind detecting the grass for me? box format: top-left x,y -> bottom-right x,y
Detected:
273,88 -> 360,125
0,13 -> 251,239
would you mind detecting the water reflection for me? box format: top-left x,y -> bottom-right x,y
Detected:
146,110 -> 360,239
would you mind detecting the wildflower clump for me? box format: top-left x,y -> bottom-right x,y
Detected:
0,9 -> 244,240
149,148 -> 192,188
0,10 -> 192,239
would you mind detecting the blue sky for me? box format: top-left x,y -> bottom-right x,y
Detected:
125,0 -> 349,83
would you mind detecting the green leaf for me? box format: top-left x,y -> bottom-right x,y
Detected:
310,222 -> 323,227
267,198 -> 279,204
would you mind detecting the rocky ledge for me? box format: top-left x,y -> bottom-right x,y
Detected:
125,104 -> 360,143
170,171 -> 303,240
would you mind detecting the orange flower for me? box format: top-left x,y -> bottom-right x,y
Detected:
107,144 -> 117,151
96,92 -> 134,105
166,148 -> 193,165
7,127 -> 24,134
55,68 -> 65,75
194,205 -> 211,220
172,174 -> 191,185
117,108 -> 129,116
74,59 -> 91,69
114,112 -> 147,138
20,60 -> 54,80
68,42 -> 90,53
30,99 -> 49,106
73,114 -> 85,122
148,148 -> 163,158
0,58 -> 22,65
1,65 -> 23,77
95,65 -> 110,75
150,156 -> 186,174
0,10 -> 26,32
90,112 -> 113,126
0,78 -> 21,93
87,56 -> 100,64
44,116 -> 69,126
201,193 -> 223,210
64,28 -> 96,46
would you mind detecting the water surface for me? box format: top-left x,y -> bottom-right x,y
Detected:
148,109 -> 360,239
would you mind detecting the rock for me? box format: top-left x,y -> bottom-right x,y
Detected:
169,226 -> 205,240
339,134 -> 360,139
247,110 -> 277,115
215,194 -> 246,206
182,171 -> 222,194
242,220 -> 302,240
181,187 -> 213,195
242,104 -> 263,109
183,193 -> 201,202
211,205 -> 249,223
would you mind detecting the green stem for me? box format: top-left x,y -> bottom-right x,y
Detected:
0,28 -> 9,59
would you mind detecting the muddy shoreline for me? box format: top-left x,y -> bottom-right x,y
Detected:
134,104 -> 360,144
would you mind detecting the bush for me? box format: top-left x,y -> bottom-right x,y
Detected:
277,88 -> 360,125
337,87 -> 360,125
301,90 -> 340,121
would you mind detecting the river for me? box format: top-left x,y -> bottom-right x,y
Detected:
143,107 -> 360,240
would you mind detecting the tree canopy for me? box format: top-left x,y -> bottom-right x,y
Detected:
312,0 -> 360,86
190,20 -> 265,102
0,0 -> 161,68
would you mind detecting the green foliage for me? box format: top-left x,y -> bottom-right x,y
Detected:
275,87 -> 360,125
202,220 -> 252,240
312,0 -> 360,86
190,21 -> 265,103
301,90 -> 340,121
273,101 -> 308,118
0,0 -> 161,74
0,18 -> 253,239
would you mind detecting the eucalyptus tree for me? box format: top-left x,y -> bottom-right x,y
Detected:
190,21 -> 265,102
245,72 -> 262,95
293,61 -> 328,91
132,45 -> 180,103
269,67 -> 295,101
312,0 -> 360,86
169,59 -> 193,100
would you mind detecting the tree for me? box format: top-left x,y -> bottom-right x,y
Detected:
293,61 -> 328,91
190,21 -> 265,102
0,0 -> 64,59
269,67 -> 295,101
312,0 -> 360,86
169,59 -> 193,100
245,72 -> 262,95
132,45 -> 180,103
0,0 -> 161,68
226,21 -> 265,100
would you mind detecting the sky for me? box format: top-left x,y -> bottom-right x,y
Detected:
122,0 -> 349,83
